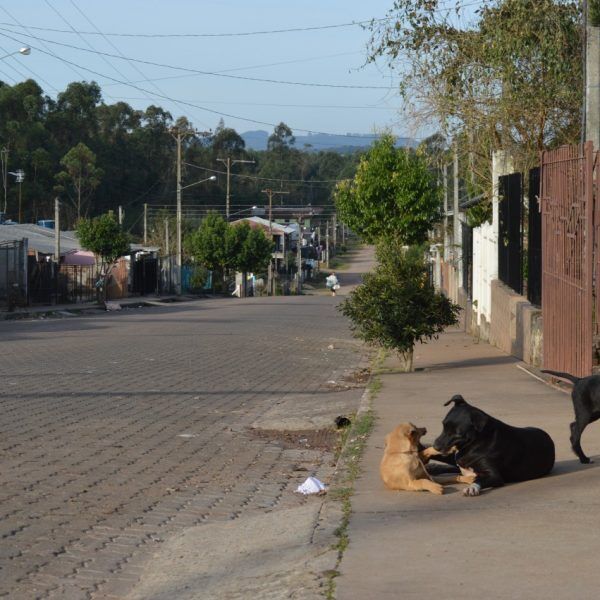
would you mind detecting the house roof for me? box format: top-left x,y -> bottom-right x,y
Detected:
0,224 -> 82,255
231,216 -> 295,235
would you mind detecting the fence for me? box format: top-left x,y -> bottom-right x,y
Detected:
540,142 -> 595,377
527,168 -> 542,306
461,222 -> 473,299
0,239 -> 27,309
28,261 -> 98,304
498,172 -> 523,295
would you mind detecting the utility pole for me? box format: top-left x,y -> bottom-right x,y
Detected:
170,125 -> 197,294
326,220 -> 330,268
217,157 -> 255,220
143,203 -> 148,245
453,146 -> 462,290
1,146 -> 8,215
54,197 -> 60,263
261,188 -> 289,295
332,214 -> 337,254
118,205 -> 124,225
296,216 -> 303,295
585,0 -> 600,146
443,163 -> 449,259
261,188 -> 289,232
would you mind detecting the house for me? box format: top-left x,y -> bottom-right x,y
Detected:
230,216 -> 296,268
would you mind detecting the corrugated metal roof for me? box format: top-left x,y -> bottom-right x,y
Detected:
231,216 -> 295,234
0,224 -> 82,255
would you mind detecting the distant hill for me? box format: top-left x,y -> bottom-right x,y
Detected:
241,130 -> 415,153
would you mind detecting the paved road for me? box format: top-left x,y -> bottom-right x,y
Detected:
0,249 -> 371,599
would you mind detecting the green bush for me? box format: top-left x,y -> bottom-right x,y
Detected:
340,243 -> 460,370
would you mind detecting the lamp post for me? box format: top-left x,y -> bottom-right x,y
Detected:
0,46 -> 31,61
216,157 -> 255,220
176,174 -> 217,294
8,169 -> 24,222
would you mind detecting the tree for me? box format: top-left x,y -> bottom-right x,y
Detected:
368,0 -> 583,214
340,243 -> 460,371
229,223 -> 273,273
186,212 -> 229,289
76,212 -> 130,304
225,222 -> 272,296
334,134 -> 441,244
55,142 -> 103,222
267,122 -> 295,151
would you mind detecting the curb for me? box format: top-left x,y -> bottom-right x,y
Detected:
514,362 -> 572,395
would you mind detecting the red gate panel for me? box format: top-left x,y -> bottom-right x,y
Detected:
540,143 -> 594,377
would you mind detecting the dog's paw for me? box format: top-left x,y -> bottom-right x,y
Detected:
463,483 -> 481,497
458,474 -> 477,484
430,483 -> 444,495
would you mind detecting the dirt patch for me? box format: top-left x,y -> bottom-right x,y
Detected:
248,428 -> 340,452
343,367 -> 371,384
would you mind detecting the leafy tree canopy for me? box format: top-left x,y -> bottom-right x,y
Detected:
368,0 -> 583,208
76,212 -> 129,266
334,134 -> 441,244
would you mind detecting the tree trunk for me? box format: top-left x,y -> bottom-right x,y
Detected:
398,347 -> 414,373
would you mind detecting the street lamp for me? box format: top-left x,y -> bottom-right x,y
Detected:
8,169 -> 24,222
177,174 -> 217,294
229,205 -> 257,219
0,47 -> 31,61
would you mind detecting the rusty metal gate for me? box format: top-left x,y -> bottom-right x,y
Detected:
540,142 -> 595,377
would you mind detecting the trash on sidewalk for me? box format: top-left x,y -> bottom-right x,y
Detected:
296,476 -> 327,495
335,415 -> 352,428
105,301 -> 122,311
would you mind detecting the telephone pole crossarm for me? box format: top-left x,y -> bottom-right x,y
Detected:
217,157 -> 255,220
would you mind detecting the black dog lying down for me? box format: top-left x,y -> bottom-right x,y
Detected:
433,395 -> 555,496
542,369 -> 600,464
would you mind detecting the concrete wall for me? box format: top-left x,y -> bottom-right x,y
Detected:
489,279 -> 543,366
471,221 -> 495,341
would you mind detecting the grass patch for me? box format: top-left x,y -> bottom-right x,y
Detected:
324,350 -> 384,599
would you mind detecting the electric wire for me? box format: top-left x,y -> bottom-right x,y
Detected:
66,0 -> 212,130
0,7 -> 60,92
0,2 -> 486,39
0,26 -> 394,90
0,29 -> 410,141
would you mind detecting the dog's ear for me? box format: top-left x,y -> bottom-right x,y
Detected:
444,394 -> 466,407
471,410 -> 489,432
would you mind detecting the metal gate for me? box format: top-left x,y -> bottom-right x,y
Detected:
540,143 -> 595,377
498,172 -> 523,295
0,239 -> 27,309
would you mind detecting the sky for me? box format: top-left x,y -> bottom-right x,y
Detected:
0,0 -> 423,139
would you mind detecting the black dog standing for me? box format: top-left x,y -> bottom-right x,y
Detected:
434,395 -> 555,496
542,369 -> 600,464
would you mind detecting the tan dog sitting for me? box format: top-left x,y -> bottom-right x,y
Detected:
380,423 -> 475,495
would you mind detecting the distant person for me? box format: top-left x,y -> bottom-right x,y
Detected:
326,272 -> 340,297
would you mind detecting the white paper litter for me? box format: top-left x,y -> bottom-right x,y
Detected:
296,476 -> 327,495
105,301 -> 122,311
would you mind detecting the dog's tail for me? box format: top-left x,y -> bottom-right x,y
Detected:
541,369 -> 580,385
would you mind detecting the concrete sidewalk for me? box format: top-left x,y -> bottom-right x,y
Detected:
337,327 -> 600,599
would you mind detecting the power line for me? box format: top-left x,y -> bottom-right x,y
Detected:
0,29 -> 408,141
183,163 -> 350,184
66,1 -> 212,130
0,2 -> 486,39
0,5 -> 67,92
0,26 -> 394,90
0,17 -> 393,39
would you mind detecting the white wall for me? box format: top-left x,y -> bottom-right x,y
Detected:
472,221 -> 495,325
471,150 -> 513,329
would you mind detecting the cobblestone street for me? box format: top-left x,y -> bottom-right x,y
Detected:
0,254 -> 370,599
